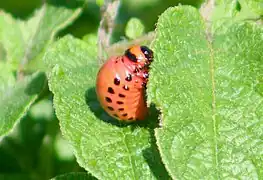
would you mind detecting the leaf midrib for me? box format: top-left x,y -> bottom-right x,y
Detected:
120,129 -> 137,179
206,28 -> 219,177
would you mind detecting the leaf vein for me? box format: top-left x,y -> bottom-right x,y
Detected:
206,30 -> 219,177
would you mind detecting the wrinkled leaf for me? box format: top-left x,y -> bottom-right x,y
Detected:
44,35 -> 169,179
149,6 -> 263,179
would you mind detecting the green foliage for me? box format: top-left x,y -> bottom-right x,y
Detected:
0,1 -> 85,179
0,0 -> 262,179
149,5 -> 263,179
125,18 -> 145,39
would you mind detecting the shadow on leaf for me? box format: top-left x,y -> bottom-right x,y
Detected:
142,117 -> 171,179
85,87 -> 128,127
85,87 -> 169,178
142,105 -> 171,179
25,72 -> 46,95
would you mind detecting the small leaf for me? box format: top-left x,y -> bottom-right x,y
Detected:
149,6 -> 263,179
44,35 -> 169,179
51,172 -> 96,180
125,18 -> 145,40
0,72 -> 46,136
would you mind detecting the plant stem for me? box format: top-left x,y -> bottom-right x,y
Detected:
97,0 -> 120,64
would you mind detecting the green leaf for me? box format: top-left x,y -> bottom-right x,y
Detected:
0,62 -> 16,92
44,35 -> 169,179
0,12 -> 24,64
211,0 -> 261,34
149,6 -> 263,179
125,18 -> 145,40
212,0 -> 239,21
0,3 -> 82,68
235,0 -> 261,20
0,72 -> 46,136
243,0 -> 263,15
51,172 -> 96,180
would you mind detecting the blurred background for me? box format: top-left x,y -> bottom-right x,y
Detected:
0,0 -> 203,179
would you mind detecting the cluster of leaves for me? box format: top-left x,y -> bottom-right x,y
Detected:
0,0 -> 263,179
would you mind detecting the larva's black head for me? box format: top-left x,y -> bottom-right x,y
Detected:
140,46 -> 153,62
124,45 -> 153,68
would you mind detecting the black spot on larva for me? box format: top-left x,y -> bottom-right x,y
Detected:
125,74 -> 132,81
107,87 -> 114,94
105,97 -> 112,103
121,57 -> 124,63
107,106 -> 114,111
128,117 -> 134,120
122,113 -> 128,117
123,85 -> 129,91
119,93 -> 125,98
115,60 -> 118,63
118,108 -> 124,111
134,68 -> 139,73
125,49 -> 137,62
113,114 -> 119,117
114,77 -> 120,85
117,101 -> 124,105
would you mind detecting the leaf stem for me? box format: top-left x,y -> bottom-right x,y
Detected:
97,0 -> 120,64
